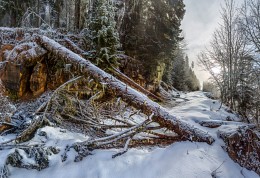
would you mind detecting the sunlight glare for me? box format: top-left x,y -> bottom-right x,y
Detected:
212,66 -> 221,74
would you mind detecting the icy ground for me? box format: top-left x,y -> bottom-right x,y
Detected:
1,91 -> 259,178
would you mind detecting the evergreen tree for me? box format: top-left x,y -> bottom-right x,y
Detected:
121,0 -> 185,86
171,47 -> 187,91
87,0 -> 121,69
170,48 -> 200,91
184,56 -> 200,91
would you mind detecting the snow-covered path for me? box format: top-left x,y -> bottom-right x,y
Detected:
3,92 -> 259,178
168,92 -> 240,122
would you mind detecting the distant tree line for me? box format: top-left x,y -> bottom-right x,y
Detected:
167,46 -> 200,91
199,0 -> 260,124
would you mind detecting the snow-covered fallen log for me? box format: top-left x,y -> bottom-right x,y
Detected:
111,67 -> 163,102
199,120 -> 256,128
219,126 -> 260,175
33,35 -> 214,144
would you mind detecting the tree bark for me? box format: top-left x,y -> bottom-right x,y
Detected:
110,67 -> 163,102
34,35 -> 214,144
74,0 -> 81,31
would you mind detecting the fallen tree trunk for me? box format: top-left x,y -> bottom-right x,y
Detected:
219,127 -> 260,175
199,120 -> 256,128
34,35 -> 214,144
110,67 -> 163,102
63,38 -> 86,56
62,38 -> 163,102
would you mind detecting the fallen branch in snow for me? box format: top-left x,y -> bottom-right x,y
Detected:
33,35 -> 214,145
15,116 -> 49,143
15,76 -> 83,143
0,165 -> 9,178
211,161 -> 225,178
112,137 -> 132,158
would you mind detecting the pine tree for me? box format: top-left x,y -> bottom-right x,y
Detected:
170,50 -> 200,91
171,47 -> 187,91
87,0 -> 121,69
121,0 -> 185,87
184,56 -> 200,91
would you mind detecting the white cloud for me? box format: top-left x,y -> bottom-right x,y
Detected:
181,0 -> 243,83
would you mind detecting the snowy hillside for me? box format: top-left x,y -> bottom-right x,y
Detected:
1,91 -> 258,178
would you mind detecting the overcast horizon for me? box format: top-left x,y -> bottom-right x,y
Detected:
182,0 -> 243,84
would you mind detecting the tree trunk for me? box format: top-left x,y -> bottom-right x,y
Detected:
110,67 -> 163,102
74,0 -> 81,31
10,10 -> 17,27
37,0 -> 41,27
54,0 -> 61,28
34,35 -> 214,145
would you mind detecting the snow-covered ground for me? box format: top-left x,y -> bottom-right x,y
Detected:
1,91 -> 259,178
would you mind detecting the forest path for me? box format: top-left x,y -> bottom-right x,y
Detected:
168,91 -> 240,123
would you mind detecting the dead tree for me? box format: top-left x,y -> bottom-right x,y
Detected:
32,35 -> 214,145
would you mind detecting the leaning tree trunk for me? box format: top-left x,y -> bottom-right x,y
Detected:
34,35 -> 214,144
110,67 -> 163,102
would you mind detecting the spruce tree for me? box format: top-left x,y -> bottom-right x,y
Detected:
171,48 -> 187,91
87,0 -> 121,69
121,0 -> 185,84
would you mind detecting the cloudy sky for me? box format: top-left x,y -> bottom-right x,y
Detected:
181,0 -> 243,83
